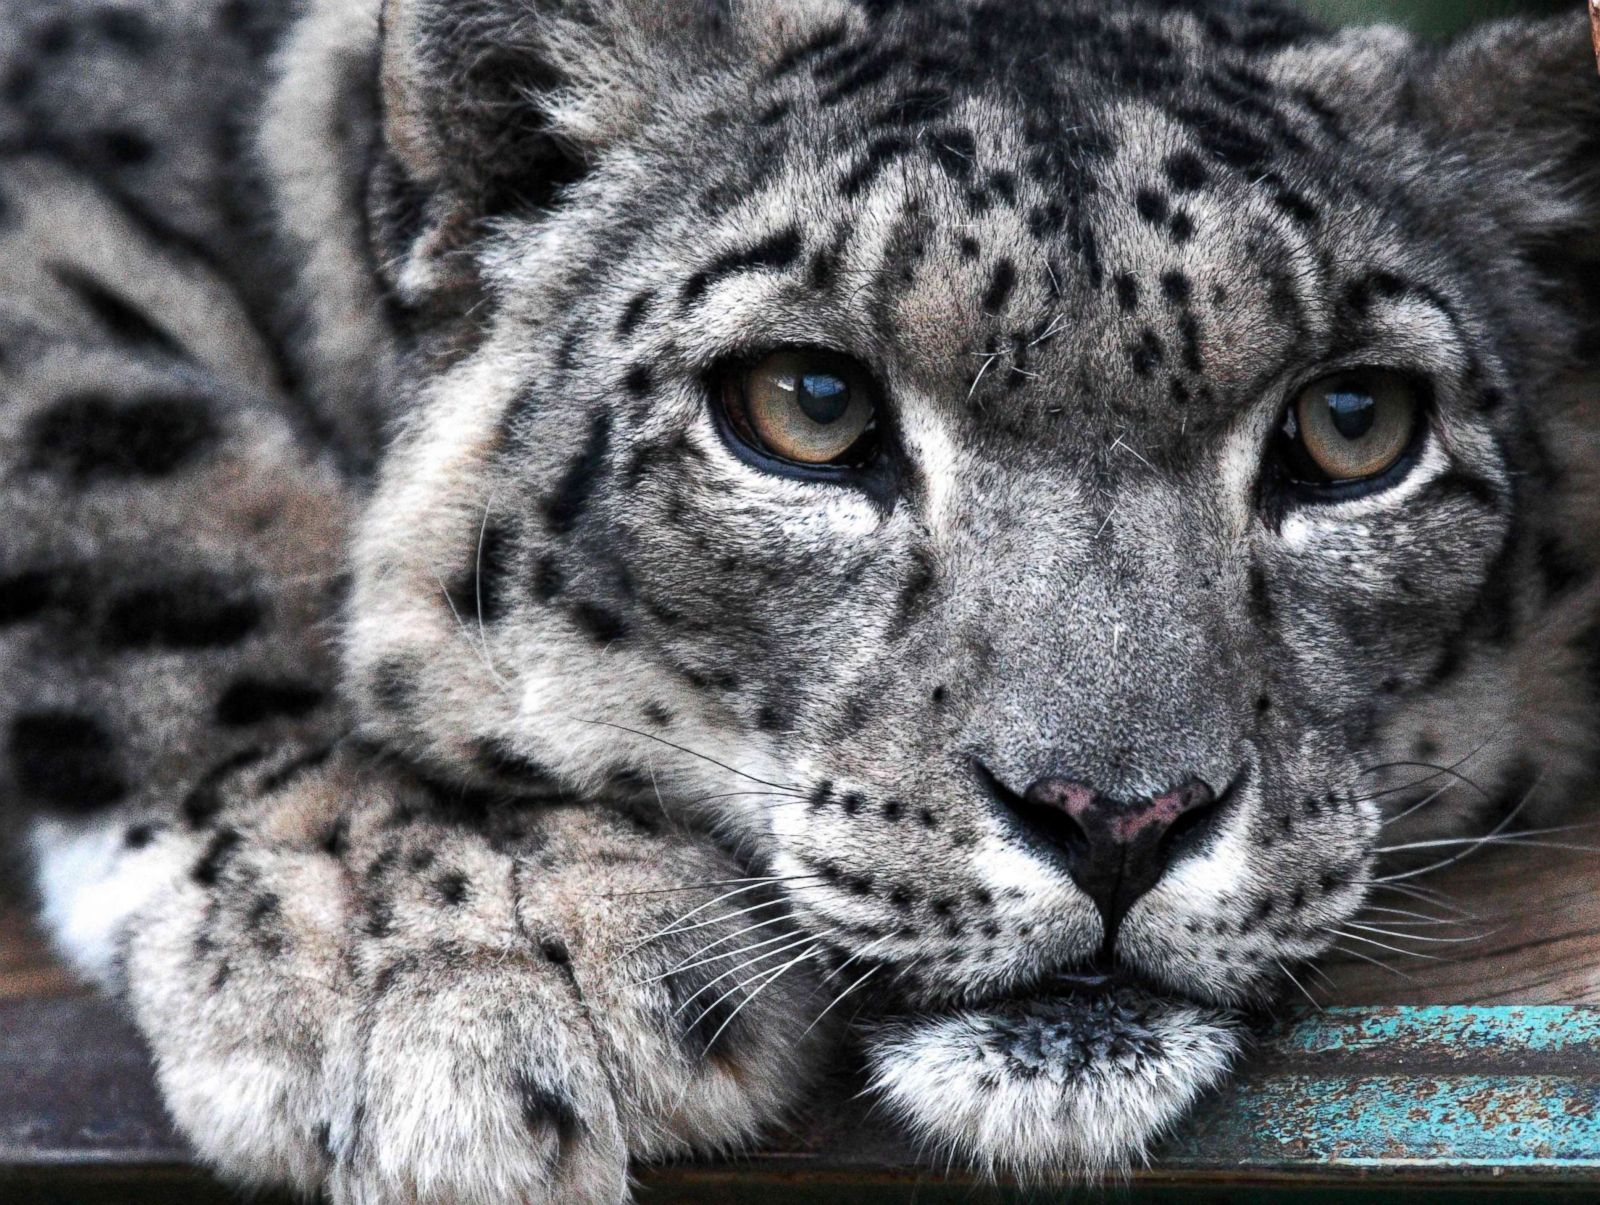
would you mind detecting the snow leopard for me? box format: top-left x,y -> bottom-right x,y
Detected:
2,0 -> 1598,1198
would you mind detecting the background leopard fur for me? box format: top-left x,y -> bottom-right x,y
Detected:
2,0 -> 1598,1199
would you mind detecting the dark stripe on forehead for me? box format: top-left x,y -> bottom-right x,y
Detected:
840,135 -> 914,199
680,228 -> 803,309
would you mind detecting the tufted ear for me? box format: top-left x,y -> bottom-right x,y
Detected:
370,0 -> 709,302
1406,16 -> 1600,359
370,0 -> 849,304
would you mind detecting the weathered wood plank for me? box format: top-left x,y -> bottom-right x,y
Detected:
7,995 -> 1600,1190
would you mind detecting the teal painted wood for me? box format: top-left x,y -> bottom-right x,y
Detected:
1158,1006 -> 1600,1173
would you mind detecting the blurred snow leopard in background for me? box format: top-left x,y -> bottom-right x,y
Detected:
1,0 -> 1598,1198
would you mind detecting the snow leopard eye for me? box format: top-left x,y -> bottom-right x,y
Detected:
717,349 -> 882,470
1274,369 -> 1423,495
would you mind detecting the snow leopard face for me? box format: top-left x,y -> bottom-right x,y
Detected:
344,0 -> 1600,1019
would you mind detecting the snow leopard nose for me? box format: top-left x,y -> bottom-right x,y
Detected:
981,764 -> 1224,943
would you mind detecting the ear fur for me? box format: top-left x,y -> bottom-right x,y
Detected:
1410,16 -> 1600,360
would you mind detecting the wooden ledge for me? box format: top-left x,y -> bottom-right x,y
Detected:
5,993 -> 1600,1202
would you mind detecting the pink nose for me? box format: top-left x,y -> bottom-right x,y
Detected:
1010,775 -> 1222,941
1026,777 -> 1216,845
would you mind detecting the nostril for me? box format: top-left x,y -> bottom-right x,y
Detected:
1159,768 -> 1247,867
971,759 -> 1091,861
1158,794 -> 1219,864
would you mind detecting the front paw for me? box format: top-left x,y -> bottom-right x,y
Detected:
864,988 -> 1241,1177
327,947 -> 629,1205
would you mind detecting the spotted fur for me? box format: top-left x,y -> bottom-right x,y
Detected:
3,0 -> 1599,1198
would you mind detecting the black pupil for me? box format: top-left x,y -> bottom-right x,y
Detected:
1326,388 -> 1376,441
797,371 -> 850,424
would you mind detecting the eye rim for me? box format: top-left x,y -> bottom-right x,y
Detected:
710,345 -> 895,489
1267,367 -> 1431,506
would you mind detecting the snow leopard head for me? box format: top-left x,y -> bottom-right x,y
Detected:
308,0 -> 1600,1153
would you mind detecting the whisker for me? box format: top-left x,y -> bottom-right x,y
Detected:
599,874 -> 820,900
695,942 -> 824,1056
802,963 -> 884,1041
1373,773 -> 1547,884
638,924 -> 806,988
573,718 -> 805,793
633,880 -> 789,944
1331,929 -> 1445,962
1276,959 -> 1323,1012
1375,822 -> 1600,855
1329,944 -> 1417,982
1343,921 -> 1487,945
671,933 -> 818,1017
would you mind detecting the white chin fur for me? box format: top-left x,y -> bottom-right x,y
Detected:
865,989 -> 1241,1179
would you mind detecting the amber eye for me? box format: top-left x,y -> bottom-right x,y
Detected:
1277,370 -> 1422,488
720,349 -> 880,468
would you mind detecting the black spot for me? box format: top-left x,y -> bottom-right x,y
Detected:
1177,311 -> 1203,371
102,574 -> 263,649
540,938 -> 571,965
1134,189 -> 1169,226
364,898 -> 394,939
181,747 -> 265,828
1128,330 -> 1164,377
623,364 -> 653,398
37,15 -> 74,53
9,711 -> 127,812
435,872 -> 470,906
643,701 -> 674,727
1160,270 -> 1191,305
93,127 -> 155,167
531,555 -> 565,603
890,553 -> 936,637
369,658 -> 416,713
124,822 -> 157,849
930,684 -> 947,706
28,391 -> 216,479
1114,273 -> 1139,312
193,827 -> 242,886
321,815 -> 350,859
957,235 -> 981,261
0,569 -> 57,625
615,291 -> 653,339
841,792 -> 864,815
215,678 -> 327,727
94,7 -> 155,50
1165,150 -> 1210,192
49,266 -> 187,358
1273,187 -> 1319,226
918,807 -> 939,829
253,745 -> 331,796
1168,212 -> 1195,243
448,521 -> 515,624
543,413 -> 611,536
809,780 -> 834,809
681,228 -> 803,307
840,135 -> 913,199
516,1075 -> 581,1145
981,259 -> 1017,314
475,739 -> 551,783
572,602 -> 627,643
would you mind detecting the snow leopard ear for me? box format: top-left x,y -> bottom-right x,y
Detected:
1409,16 -> 1600,353
370,0 -> 852,297
377,0 -> 718,214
